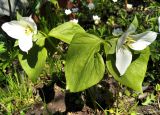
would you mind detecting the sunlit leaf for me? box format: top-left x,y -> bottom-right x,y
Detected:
65,33 -> 105,92
48,22 -> 85,44
18,32 -> 47,82
106,47 -> 150,92
0,42 -> 6,54
104,38 -> 117,55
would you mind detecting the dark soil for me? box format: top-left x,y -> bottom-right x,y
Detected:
25,76 -> 160,115
25,76 -> 116,115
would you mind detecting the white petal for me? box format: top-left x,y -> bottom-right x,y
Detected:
1,21 -> 26,39
65,9 -> 72,15
93,15 -> 100,21
129,31 -> 157,50
88,3 -> 95,10
18,35 -> 33,52
129,31 -> 157,41
158,16 -> 160,32
127,4 -> 133,9
129,40 -> 150,50
20,16 -> 37,34
70,19 -> 78,24
117,32 -> 129,49
112,0 -> 117,2
116,47 -> 132,76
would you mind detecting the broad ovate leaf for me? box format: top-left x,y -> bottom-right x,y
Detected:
104,38 -> 117,55
65,33 -> 105,92
106,47 -> 150,92
18,32 -> 47,82
48,22 -> 85,44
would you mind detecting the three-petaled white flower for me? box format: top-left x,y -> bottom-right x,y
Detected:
70,19 -> 78,24
116,17 -> 157,76
112,0 -> 118,3
1,16 -> 37,52
88,3 -> 95,10
65,9 -> 72,15
93,15 -> 101,25
127,4 -> 133,9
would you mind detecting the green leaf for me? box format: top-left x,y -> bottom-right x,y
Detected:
48,22 -> 85,44
142,94 -> 155,105
18,32 -> 47,82
106,47 -> 150,92
16,12 -> 22,20
0,42 -> 6,54
50,0 -> 59,7
104,38 -> 117,55
127,16 -> 138,34
32,32 -> 47,46
65,33 -> 105,92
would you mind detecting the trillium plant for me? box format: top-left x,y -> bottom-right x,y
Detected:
116,17 -> 157,76
93,15 -> 101,25
1,14 -> 159,92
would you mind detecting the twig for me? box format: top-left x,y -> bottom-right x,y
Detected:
125,0 -> 128,10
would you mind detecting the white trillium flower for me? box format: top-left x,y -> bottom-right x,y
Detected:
112,0 -> 118,2
116,17 -> 157,76
72,8 -> 79,13
1,16 -> 37,52
93,15 -> 101,25
93,15 -> 100,21
65,9 -> 72,15
70,19 -> 78,24
88,3 -> 95,10
127,4 -> 133,9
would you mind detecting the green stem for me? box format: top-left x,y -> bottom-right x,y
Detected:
39,31 -> 64,55
47,38 -> 64,55
8,0 -> 12,19
125,0 -> 128,10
